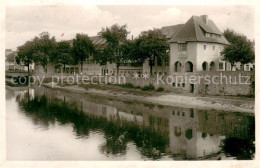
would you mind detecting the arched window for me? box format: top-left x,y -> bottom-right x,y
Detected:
185,61 -> 193,72
175,61 -> 182,72
210,61 -> 216,71
202,61 -> 208,71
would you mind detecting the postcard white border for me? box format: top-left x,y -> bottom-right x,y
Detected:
0,0 -> 259,168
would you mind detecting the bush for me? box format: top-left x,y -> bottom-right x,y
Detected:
142,84 -> 155,91
121,83 -> 134,88
156,87 -> 164,92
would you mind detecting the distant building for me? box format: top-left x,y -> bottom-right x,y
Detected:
5,49 -> 34,71
54,36 -> 143,77
5,49 -> 16,70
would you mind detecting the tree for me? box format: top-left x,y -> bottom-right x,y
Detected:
53,41 -> 73,72
16,32 -> 56,74
71,33 -> 95,73
135,29 -> 169,75
16,40 -> 36,75
123,39 -> 146,66
221,29 -> 254,71
33,32 -> 56,72
98,24 -> 129,76
94,48 -> 109,66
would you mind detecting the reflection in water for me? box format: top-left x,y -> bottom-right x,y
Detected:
17,92 -> 168,160
9,86 -> 255,160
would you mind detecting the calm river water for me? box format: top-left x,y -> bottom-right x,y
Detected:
6,86 -> 255,160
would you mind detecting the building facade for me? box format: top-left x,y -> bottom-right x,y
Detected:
168,15 -> 230,74
32,15 -> 254,77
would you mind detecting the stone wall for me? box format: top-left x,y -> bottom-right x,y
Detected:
33,65 -> 254,96
122,71 -> 254,96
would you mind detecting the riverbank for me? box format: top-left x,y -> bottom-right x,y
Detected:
41,82 -> 254,113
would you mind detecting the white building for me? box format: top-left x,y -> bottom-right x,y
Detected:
168,15 -> 230,73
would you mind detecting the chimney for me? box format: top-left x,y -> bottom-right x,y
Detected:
200,15 -> 208,25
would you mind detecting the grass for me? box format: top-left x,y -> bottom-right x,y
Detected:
156,87 -> 164,92
141,84 -> 155,91
121,83 -> 135,88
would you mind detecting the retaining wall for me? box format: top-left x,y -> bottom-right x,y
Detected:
33,65 -> 254,96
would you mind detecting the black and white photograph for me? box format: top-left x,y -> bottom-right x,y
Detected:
1,0 -> 259,167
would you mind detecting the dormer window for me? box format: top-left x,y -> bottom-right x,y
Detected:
178,43 -> 187,51
205,32 -> 221,38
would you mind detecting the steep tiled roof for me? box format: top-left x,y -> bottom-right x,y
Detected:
170,15 -> 229,45
161,24 -> 184,39
89,36 -> 106,45
66,36 -> 106,46
5,51 -> 17,62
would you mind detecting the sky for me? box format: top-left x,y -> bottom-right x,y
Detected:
5,5 -> 255,50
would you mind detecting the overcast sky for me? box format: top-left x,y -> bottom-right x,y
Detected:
5,5 -> 254,50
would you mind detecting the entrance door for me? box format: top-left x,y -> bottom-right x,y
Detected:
190,84 -> 194,93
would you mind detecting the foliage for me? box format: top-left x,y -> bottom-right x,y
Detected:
71,33 -> 95,72
123,39 -> 147,66
6,52 -> 16,62
33,32 -> 56,69
93,48 -> 108,66
135,29 -> 169,75
16,32 -> 56,73
53,41 -> 73,71
221,29 -> 254,70
156,87 -> 164,92
142,84 -> 155,91
16,40 -> 36,74
98,24 -> 129,75
121,83 -> 134,88
221,138 -> 255,160
18,93 -> 169,160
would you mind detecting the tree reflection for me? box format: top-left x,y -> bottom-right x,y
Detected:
221,116 -> 255,160
16,90 -> 255,160
17,94 -> 169,160
221,138 -> 255,160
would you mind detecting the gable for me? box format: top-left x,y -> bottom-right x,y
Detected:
170,15 -> 229,45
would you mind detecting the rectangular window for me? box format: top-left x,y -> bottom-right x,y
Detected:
213,46 -> 215,50
246,65 -> 250,71
204,45 -> 206,50
219,62 -> 224,70
178,43 -> 187,52
190,109 -> 194,118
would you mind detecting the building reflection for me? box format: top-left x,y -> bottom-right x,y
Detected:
15,86 -> 255,160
